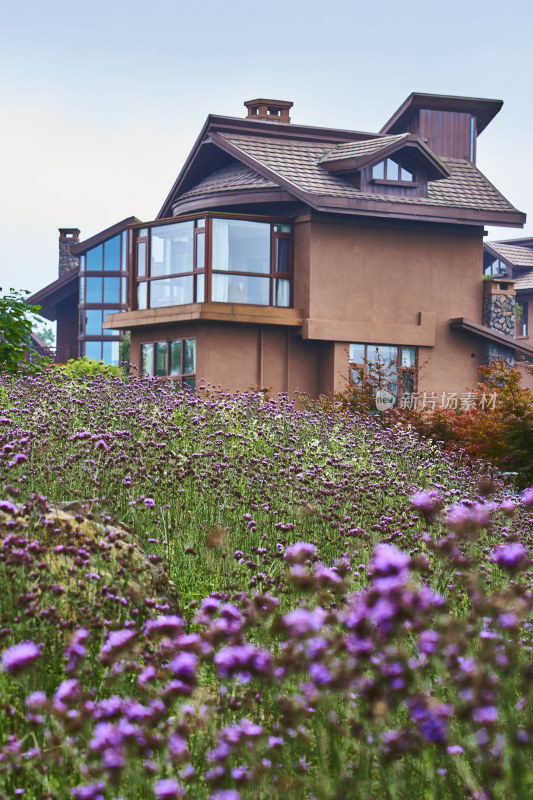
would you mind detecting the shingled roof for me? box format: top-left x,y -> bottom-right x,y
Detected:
212,132 -> 522,219
179,162 -> 278,200
514,270 -> 533,291
486,242 -> 533,268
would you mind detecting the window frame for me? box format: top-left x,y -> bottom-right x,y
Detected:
140,337 -> 197,390
349,343 -> 418,402
133,213 -> 293,311
371,158 -> 416,185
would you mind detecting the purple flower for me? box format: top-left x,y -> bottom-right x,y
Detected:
214,644 -> 272,680
472,705 -> 499,724
282,607 -> 326,636
170,652 -> 197,682
208,791 -> 241,800
410,491 -> 443,521
100,628 -> 136,662
2,641 -> 42,675
0,499 -> 18,515
447,745 -> 464,755
154,778 -> 185,799
167,732 -> 188,762
53,679 -> 80,711
144,615 -> 185,638
284,542 -> 316,564
25,691 -> 47,711
65,627 -> 89,674
71,783 -> 106,800
521,487 -> 533,507
370,543 -> 410,591
418,630 -> 440,655
308,661 -> 332,686
446,501 -> 496,533
490,542 -> 528,571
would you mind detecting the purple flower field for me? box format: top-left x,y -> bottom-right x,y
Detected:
1,370 -> 533,799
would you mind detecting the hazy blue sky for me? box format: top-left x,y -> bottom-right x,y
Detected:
1,0 -> 532,306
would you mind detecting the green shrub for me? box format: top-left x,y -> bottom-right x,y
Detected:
59,356 -> 126,380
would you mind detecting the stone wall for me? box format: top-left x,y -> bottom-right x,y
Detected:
482,279 -> 516,366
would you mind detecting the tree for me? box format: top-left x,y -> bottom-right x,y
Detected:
0,288 -> 49,373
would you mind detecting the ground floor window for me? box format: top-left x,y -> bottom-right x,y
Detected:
349,343 -> 417,402
140,338 -> 196,390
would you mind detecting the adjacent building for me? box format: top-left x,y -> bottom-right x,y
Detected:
30,92 -> 532,399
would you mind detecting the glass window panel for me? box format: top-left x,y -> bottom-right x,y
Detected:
86,244 -> 103,271
401,166 -> 413,181
138,228 -> 148,237
195,219 -> 205,229
141,344 -> 154,376
137,241 -> 146,277
122,231 -> 128,271
103,309 -> 121,336
386,159 -> 399,180
103,277 -> 121,304
85,310 -> 102,336
400,346 -> 416,368
149,276 -> 193,308
150,221 -> 194,277
102,341 -> 120,366
86,277 -> 102,303
274,224 -> 291,233
121,277 -> 128,305
104,236 -> 121,270
79,310 -> 84,335
196,273 -> 205,303
182,377 -> 196,393
80,255 -> 86,272
401,370 -> 415,394
276,237 -> 289,273
183,339 -> 196,374
79,278 -> 85,303
137,282 -> 147,310
169,341 -> 182,377
85,341 -> 102,361
274,278 -> 290,307
349,343 -> 366,364
372,162 -> 385,179
368,345 -> 398,366
196,232 -> 205,269
212,218 -> 270,274
155,342 -> 168,376
211,274 -> 269,305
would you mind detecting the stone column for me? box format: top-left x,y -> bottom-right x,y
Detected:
482,278 -> 516,366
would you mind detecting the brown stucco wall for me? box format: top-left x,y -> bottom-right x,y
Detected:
130,322 -> 325,397
299,216 -> 484,395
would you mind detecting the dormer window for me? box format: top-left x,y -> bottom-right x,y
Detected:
372,158 -> 414,182
484,258 -> 507,277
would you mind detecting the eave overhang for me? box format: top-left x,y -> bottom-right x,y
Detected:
381,93 -> 503,135
171,188 -> 296,216
449,317 -> 533,360
71,217 -> 139,254
27,269 -> 79,321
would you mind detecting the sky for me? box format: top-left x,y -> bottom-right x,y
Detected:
1,0 -> 532,323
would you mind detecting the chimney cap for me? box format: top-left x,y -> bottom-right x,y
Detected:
244,98 -> 293,123
59,228 -> 80,240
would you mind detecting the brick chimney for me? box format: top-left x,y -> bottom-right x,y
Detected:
244,98 -> 293,123
58,228 -> 81,277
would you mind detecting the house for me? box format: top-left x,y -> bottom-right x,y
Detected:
30,93 -> 532,402
483,236 -> 533,389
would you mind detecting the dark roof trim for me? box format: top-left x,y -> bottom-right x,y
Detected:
381,92 -> 503,136
27,269 -> 79,321
71,216 -> 139,254
172,188 -> 296,216
157,114 -> 381,220
320,135 -> 450,180
449,317 -> 533,359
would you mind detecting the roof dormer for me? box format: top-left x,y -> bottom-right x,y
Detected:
319,133 -> 449,197
380,93 -> 503,163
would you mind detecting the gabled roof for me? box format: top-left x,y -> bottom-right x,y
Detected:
485,241 -> 533,269
318,133 -> 450,180
158,110 -> 525,228
381,92 -> 503,135
514,271 -> 533,291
